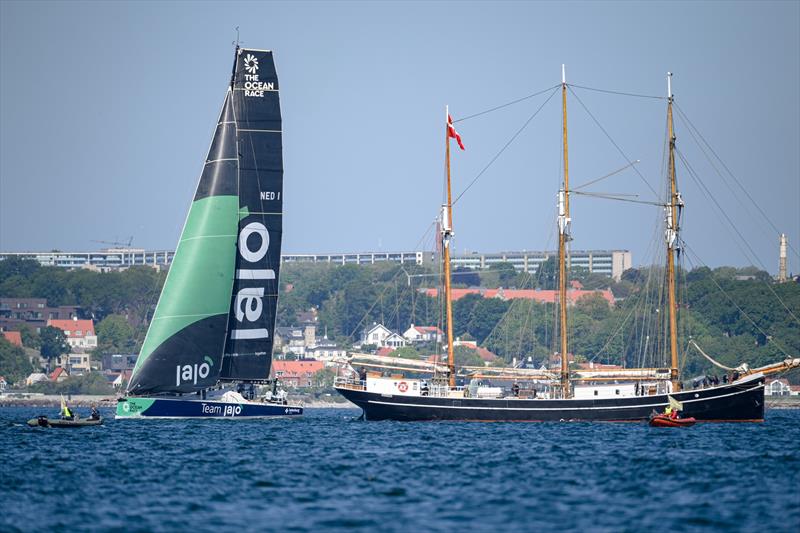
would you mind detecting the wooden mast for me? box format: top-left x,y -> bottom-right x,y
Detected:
558,65 -> 572,398
665,73 -> 681,392
443,106 -> 456,388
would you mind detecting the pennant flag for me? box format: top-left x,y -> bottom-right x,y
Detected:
447,114 -> 465,150
668,395 -> 683,411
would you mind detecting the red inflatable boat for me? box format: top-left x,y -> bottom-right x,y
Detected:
649,415 -> 697,427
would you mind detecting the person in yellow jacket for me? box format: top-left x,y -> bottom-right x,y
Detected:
60,396 -> 75,420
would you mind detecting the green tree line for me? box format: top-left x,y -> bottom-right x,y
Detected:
1,257 -> 797,383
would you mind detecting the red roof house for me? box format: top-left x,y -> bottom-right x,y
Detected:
2,331 -> 22,347
47,318 -> 97,350
271,360 -> 325,388
49,367 -> 69,382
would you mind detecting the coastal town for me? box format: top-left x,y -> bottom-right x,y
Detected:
1,250 -> 797,404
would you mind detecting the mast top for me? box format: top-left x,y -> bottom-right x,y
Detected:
233,26 -> 241,48
667,72 -> 673,101
562,64 -> 566,85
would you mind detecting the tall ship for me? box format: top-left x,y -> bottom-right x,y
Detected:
334,69 -> 798,421
117,46 -> 302,419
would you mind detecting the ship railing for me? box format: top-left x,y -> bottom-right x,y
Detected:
428,384 -> 465,398
334,376 -> 366,391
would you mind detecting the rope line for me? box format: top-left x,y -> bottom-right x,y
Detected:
682,243 -> 791,358
567,86 -> 660,199
572,160 -> 641,191
569,83 -> 666,101
453,87 -> 560,205
571,190 -> 664,206
674,107 -> 800,265
453,84 -> 560,123
676,148 -> 800,325
689,340 -> 739,371
674,103 -> 799,260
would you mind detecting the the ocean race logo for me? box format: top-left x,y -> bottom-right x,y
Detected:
243,53 -> 259,74
230,222 -> 273,341
242,52 -> 273,97
175,355 -> 213,387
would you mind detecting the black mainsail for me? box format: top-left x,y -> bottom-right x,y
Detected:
126,48 -> 283,395
220,48 -> 284,382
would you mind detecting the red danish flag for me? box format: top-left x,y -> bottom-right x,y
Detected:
447,114 -> 465,150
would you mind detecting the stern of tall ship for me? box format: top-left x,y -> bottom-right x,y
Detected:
116,397 -> 303,419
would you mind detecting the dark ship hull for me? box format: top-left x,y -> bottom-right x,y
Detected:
115,397 -> 302,419
336,374 -> 765,422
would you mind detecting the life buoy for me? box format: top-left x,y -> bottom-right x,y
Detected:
398,381 -> 408,392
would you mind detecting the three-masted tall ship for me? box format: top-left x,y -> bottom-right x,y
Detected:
334,69 -> 798,422
116,46 -> 302,419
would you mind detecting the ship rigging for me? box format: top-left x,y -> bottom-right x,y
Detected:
334,68 -> 799,421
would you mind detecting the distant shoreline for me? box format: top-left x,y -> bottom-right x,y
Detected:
765,397 -> 800,409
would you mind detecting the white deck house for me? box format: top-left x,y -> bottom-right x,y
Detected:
307,339 -> 347,363
361,323 -> 407,349
382,332 -> 407,349
765,378 -> 797,396
403,325 -> 444,343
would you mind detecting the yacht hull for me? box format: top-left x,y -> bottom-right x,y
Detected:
335,375 -> 765,422
115,397 -> 303,419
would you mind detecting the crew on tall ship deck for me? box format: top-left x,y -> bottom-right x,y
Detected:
358,367 -> 367,383
511,382 -> 520,397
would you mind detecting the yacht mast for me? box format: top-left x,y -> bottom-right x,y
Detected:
443,106 -> 456,388
665,72 -> 682,392
558,65 -> 572,398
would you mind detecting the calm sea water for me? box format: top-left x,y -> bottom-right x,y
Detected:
1,407 -> 799,532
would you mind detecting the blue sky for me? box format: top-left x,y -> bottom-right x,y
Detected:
1,1 -> 798,274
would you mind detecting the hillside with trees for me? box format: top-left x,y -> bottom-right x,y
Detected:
1,256 -> 797,382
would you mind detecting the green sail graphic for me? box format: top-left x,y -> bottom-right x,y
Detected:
127,91 -> 239,395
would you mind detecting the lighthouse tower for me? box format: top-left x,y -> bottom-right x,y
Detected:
778,233 -> 788,283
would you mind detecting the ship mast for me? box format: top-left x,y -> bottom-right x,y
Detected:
665,73 -> 682,392
443,106 -> 456,388
558,65 -> 572,398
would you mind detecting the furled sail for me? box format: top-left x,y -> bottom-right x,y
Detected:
127,90 -> 240,395
219,48 -> 284,381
